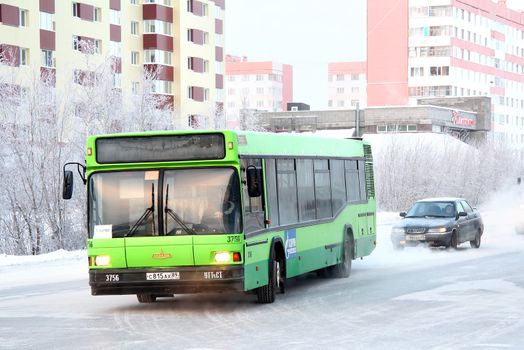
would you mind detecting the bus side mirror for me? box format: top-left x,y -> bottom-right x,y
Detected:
63,170 -> 74,200
399,212 -> 407,217
246,165 -> 262,197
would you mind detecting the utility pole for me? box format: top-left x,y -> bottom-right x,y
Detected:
355,102 -> 360,137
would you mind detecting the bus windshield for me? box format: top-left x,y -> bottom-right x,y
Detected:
88,168 -> 241,238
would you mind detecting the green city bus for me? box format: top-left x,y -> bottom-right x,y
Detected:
63,130 -> 376,303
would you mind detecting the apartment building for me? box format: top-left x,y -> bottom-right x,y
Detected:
0,0 -> 225,128
365,0 -> 524,144
327,61 -> 367,109
225,55 -> 293,126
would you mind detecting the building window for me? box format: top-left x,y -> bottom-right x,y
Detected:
131,21 -> 139,35
95,40 -> 102,54
132,81 -> 140,95
19,9 -> 29,27
40,12 -> 55,31
131,51 -> 139,65
144,20 -> 172,35
20,48 -> 29,66
257,101 -> 264,107
204,60 -> 209,72
256,87 -> 264,94
72,3 -> 80,18
337,87 -> 344,94
336,74 -> 344,81
350,99 -> 358,107
203,32 -> 209,44
152,80 -> 172,94
113,73 -> 121,88
109,9 -> 120,25
337,100 -> 344,107
94,7 -> 102,22
228,76 -> 235,82
204,88 -> 209,101
109,41 -> 121,57
351,87 -> 359,94
351,73 -> 359,80
144,0 -> 171,6
131,0 -> 138,4
256,74 -> 263,81
429,66 -> 449,76
144,50 -> 172,65
41,49 -> 55,67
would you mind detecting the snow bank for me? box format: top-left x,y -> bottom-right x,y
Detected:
0,249 -> 86,267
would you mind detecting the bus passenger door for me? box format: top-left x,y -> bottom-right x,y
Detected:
241,159 -> 266,234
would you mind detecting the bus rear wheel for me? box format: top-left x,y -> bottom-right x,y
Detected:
137,293 -> 157,303
330,236 -> 353,278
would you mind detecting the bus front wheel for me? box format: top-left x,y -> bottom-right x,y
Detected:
137,293 -> 157,303
257,247 -> 284,303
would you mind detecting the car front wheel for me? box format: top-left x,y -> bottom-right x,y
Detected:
470,230 -> 481,248
449,231 -> 458,249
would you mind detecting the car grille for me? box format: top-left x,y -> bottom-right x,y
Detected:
406,228 -> 426,234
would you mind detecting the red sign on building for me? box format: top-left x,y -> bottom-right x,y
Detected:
451,110 -> 475,127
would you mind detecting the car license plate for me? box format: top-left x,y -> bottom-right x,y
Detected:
146,272 -> 180,281
406,234 -> 425,241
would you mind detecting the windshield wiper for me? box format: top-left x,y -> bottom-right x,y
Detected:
164,184 -> 194,235
126,183 -> 155,237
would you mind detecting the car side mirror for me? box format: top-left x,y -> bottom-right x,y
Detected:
62,170 -> 74,200
246,165 -> 262,197
458,211 -> 467,217
399,212 -> 406,217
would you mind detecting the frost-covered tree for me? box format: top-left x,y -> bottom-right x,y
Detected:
370,134 -> 524,211
0,43 -> 175,255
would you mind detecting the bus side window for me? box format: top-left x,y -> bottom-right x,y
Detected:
265,159 -> 279,227
345,160 -> 360,202
358,160 -> 367,202
242,159 -> 265,233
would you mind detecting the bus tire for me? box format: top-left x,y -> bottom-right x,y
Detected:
257,247 -> 279,303
330,234 -> 353,278
137,293 -> 156,303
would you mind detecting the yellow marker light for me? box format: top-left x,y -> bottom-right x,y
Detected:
214,251 -> 231,263
87,147 -> 92,156
94,255 -> 111,266
228,141 -> 234,150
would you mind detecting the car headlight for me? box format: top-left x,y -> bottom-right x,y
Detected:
427,227 -> 447,233
391,228 -> 405,234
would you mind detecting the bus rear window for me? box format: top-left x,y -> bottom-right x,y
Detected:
96,134 -> 225,163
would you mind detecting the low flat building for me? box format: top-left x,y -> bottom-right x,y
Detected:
258,96 -> 491,145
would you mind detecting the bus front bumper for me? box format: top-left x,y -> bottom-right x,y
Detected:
89,265 -> 244,295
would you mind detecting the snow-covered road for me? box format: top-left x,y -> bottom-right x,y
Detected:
1,194 -> 524,350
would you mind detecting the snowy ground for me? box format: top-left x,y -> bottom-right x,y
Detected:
1,190 -> 524,349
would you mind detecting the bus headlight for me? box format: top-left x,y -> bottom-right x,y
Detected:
214,252 -> 231,263
427,227 -> 447,233
391,228 -> 405,234
94,255 -> 111,266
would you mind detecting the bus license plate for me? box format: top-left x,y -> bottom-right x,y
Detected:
406,234 -> 425,241
146,272 -> 180,281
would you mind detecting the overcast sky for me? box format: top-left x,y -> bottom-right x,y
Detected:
225,0 -> 367,110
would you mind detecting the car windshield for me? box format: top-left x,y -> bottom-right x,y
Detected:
88,168 -> 241,238
405,201 -> 456,218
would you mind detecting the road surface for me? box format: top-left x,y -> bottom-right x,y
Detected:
1,210 -> 524,350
